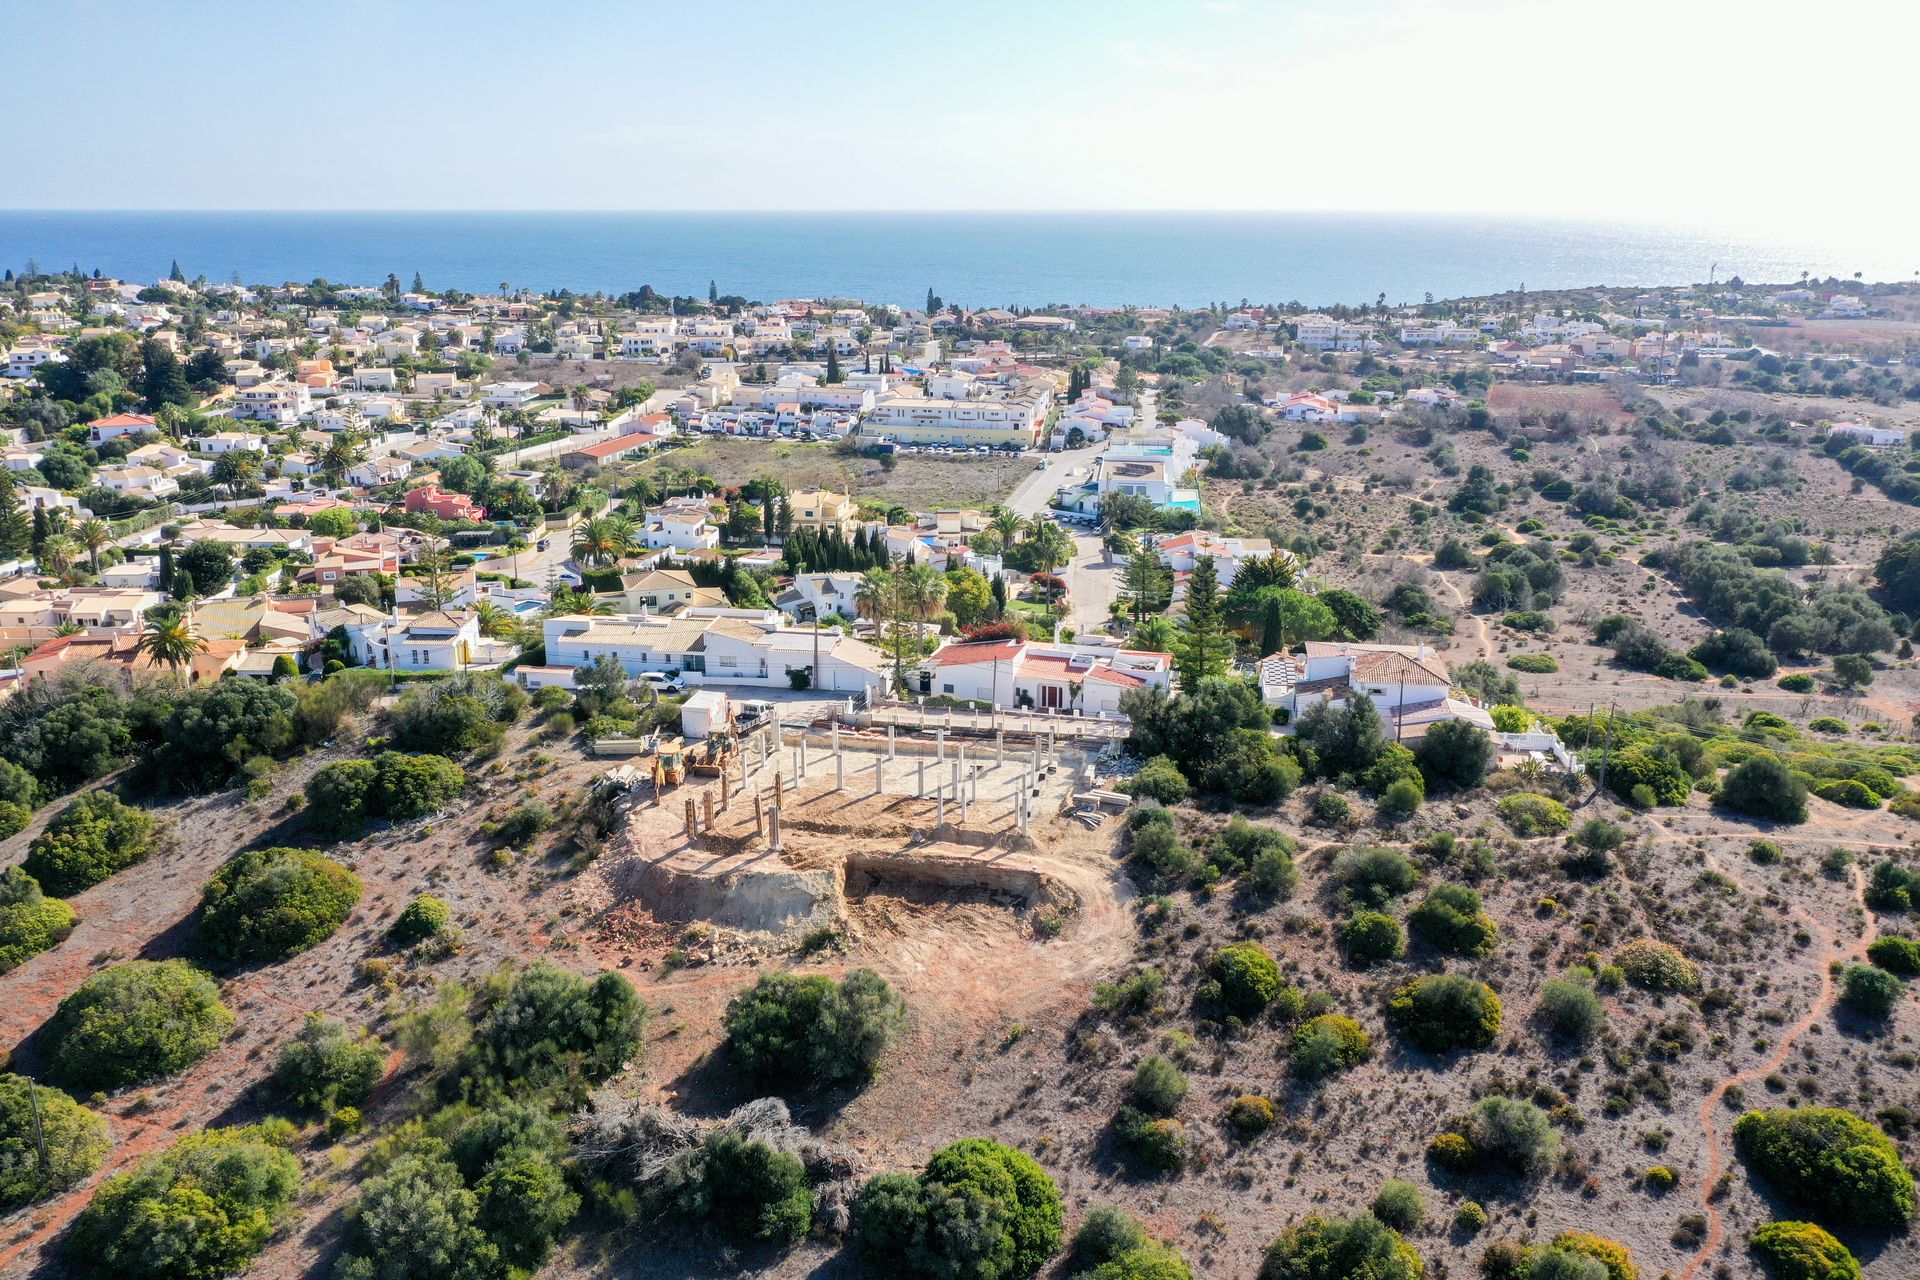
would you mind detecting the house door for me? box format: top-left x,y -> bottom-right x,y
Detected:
1041,684 -> 1063,710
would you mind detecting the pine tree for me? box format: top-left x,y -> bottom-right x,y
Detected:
141,340 -> 193,409
926,287 -> 936,313
1174,555 -> 1231,687
1119,546 -> 1168,623
0,474 -> 29,560
412,271 -> 425,293
169,259 -> 185,283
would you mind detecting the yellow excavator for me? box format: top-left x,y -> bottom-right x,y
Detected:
689,732 -> 736,777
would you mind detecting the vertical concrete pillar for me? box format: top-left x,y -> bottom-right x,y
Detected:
935,728 -> 945,761
684,797 -> 698,838
969,766 -> 979,804
917,754 -> 926,795
887,724 -> 896,760
720,770 -> 731,811
754,790 -> 765,837
936,786 -> 946,828
874,756 -> 885,796
836,747 -> 845,790
702,790 -> 716,831
775,771 -> 785,798
768,803 -> 782,851
996,728 -> 1004,766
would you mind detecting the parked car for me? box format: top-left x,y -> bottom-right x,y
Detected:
640,672 -> 685,696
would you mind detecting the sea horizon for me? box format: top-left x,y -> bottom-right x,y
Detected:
1,209 -> 1908,311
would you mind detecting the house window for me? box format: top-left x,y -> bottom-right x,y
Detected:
942,683 -> 954,694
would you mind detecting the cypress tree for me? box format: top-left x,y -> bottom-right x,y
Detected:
168,259 -> 185,283
30,507 -> 49,555
825,345 -> 842,384
171,567 -> 196,601
1260,594 -> 1285,656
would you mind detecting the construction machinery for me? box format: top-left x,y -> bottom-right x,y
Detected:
654,738 -> 687,786
689,731 -> 736,777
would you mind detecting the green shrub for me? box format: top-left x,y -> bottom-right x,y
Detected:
1291,1013 -> 1371,1078
1808,717 -> 1849,734
1227,1095 -> 1276,1137
334,1148 -> 499,1279
1258,1211 -> 1422,1280
1371,1179 -> 1424,1232
1866,934 -> 1920,975
1502,611 -> 1553,632
1720,754 -> 1809,823
459,961 -> 649,1096
1777,673 -> 1816,693
305,758 -> 377,837
1868,860 -> 1920,910
1838,964 -> 1901,1020
387,673 -> 523,755
0,866 -> 75,971
1070,1205 -> 1193,1279
1130,1054 -> 1188,1116
1407,882 -> 1499,955
1415,719 -> 1495,791
1210,817 -> 1298,898
1454,1201 -> 1489,1231
1427,1131 -> 1475,1170
0,801 -> 31,839
1464,1095 -> 1560,1172
23,791 -> 156,897
197,846 -> 361,964
1378,777 -> 1425,818
1129,822 -> 1197,884
1387,973 -> 1502,1053
1644,1166 -> 1676,1192
493,801 -> 554,845
1615,939 -> 1700,993
1130,756 -> 1189,804
66,1123 -> 300,1280
1537,974 -> 1607,1043
1115,1107 -> 1187,1173
1093,967 -> 1166,1016
1209,943 -> 1281,1015
725,967 -> 907,1088
1732,1107 -> 1915,1226
856,1138 -> 1063,1280
1339,911 -> 1406,967
689,1129 -> 813,1243
1497,791 -> 1573,836
1312,790 -> 1352,824
392,892 -> 454,944
1813,779 -> 1879,809
1750,1221 -> 1861,1280
0,1073 -> 108,1208
1507,653 -> 1558,673
371,751 -> 467,820
1552,1230 -> 1636,1280
45,959 -> 235,1090
1749,839 -> 1783,864
1330,845 -> 1419,905
275,1013 -> 384,1112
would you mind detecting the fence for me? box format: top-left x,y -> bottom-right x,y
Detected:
851,698 -> 1130,742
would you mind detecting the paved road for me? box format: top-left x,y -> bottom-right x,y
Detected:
999,442 -> 1120,635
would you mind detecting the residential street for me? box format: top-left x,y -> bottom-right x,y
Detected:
1002,441 -> 1119,636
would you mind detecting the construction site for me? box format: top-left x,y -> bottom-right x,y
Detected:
579,717 -> 1132,957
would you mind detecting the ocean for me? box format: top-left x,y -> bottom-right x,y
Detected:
0,211 -> 1905,310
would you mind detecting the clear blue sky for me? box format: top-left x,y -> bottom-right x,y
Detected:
5,0 -> 1913,234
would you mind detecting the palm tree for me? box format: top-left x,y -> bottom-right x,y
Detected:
854,568 -> 897,628
134,612 -> 207,675
546,587 -> 611,617
570,517 -> 631,568
76,519 -> 111,573
37,534 -> 79,578
1027,520 -> 1075,574
987,505 -> 1025,550
897,563 -> 949,632
474,600 -> 517,639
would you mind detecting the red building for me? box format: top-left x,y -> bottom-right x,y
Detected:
403,483 -> 485,522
